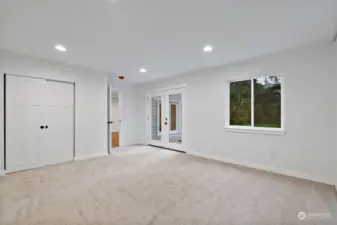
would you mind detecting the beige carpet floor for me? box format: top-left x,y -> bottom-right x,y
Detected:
0,145 -> 337,225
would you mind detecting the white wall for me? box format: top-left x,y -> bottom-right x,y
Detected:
0,51 -> 108,171
140,42 -> 336,184
334,42 -> 337,189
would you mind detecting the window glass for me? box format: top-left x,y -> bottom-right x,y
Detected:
230,80 -> 251,126
254,76 -> 281,128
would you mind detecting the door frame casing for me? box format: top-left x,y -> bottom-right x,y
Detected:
146,84 -> 187,152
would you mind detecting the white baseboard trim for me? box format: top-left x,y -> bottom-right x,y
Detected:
75,152 -> 109,161
188,151 -> 333,185
121,144 -> 146,147
0,170 -> 5,176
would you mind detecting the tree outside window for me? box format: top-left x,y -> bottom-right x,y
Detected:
229,76 -> 282,129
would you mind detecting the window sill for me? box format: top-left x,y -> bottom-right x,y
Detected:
225,127 -> 285,135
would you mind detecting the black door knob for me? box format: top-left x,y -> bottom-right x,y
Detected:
40,126 -> 45,129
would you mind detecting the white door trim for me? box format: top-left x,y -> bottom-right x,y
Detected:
4,73 -> 75,84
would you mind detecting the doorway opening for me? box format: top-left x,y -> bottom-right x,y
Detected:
108,87 -> 121,153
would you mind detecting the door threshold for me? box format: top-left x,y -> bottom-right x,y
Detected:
148,144 -> 186,154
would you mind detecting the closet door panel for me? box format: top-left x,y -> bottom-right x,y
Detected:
41,81 -> 74,165
39,105 -> 73,165
6,75 -> 44,172
5,76 -> 74,172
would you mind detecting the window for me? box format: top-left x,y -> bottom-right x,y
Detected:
226,76 -> 283,133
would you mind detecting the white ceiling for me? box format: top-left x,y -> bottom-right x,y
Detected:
1,0 -> 337,83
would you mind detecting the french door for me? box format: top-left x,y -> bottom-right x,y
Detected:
147,87 -> 186,152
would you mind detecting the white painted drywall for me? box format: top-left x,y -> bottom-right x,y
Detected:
334,42 -> 337,189
140,42 -> 336,184
0,51 -> 108,171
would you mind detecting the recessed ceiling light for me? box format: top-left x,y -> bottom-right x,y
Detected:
203,45 -> 213,52
54,44 -> 67,52
140,68 -> 147,73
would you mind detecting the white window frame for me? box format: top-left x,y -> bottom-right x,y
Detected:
225,76 -> 285,135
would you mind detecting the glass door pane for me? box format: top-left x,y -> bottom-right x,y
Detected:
168,93 -> 182,144
151,96 -> 163,141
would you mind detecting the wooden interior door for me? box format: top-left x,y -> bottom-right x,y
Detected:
111,132 -> 120,147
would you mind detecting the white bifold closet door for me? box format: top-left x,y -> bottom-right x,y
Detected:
6,75 -> 74,173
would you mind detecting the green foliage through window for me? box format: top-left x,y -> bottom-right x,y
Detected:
230,80 -> 251,126
229,76 -> 281,128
